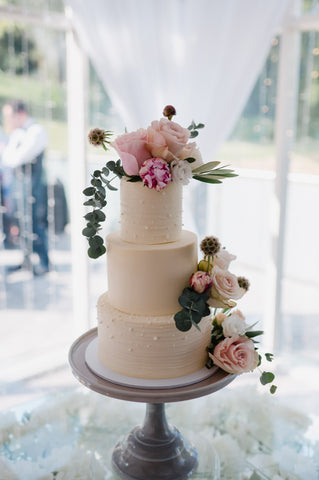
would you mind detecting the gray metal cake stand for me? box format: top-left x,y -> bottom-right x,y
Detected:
69,328 -> 236,480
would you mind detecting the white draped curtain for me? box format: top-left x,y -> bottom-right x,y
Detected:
66,0 -> 290,159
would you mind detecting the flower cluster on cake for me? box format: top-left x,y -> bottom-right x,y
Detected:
84,106 -> 276,392
175,234 -> 276,393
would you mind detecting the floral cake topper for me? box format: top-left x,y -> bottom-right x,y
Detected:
83,106 -> 237,258
175,235 -> 277,393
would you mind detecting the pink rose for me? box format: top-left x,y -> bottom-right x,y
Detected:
179,142 -> 203,170
190,271 -> 213,294
139,158 -> 171,191
151,118 -> 190,158
145,126 -> 169,159
208,265 -> 245,308
111,129 -> 151,176
209,336 -> 259,374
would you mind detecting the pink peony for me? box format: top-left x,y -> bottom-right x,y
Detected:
209,335 -> 259,374
111,129 -> 151,176
139,158 -> 171,191
150,118 -> 190,158
189,271 -> 213,294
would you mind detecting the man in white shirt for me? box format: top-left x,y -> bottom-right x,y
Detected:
2,101 -> 49,275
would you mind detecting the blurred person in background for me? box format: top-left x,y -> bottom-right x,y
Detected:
1,100 -> 49,275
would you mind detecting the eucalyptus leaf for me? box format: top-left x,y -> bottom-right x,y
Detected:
270,385 -> 277,394
106,183 -> 118,191
88,244 -> 106,259
174,310 -> 192,332
89,235 -> 104,248
82,226 -> 96,237
83,199 -> 97,207
184,157 -> 196,163
83,187 -> 95,196
106,161 -> 116,170
260,371 -> 275,385
190,131 -> 198,138
265,353 -> 274,362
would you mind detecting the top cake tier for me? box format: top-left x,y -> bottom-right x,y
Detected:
120,178 -> 182,244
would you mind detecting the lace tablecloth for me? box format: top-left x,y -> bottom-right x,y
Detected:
0,385 -> 318,480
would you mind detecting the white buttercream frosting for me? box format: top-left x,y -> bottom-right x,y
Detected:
97,293 -> 212,379
120,178 -> 183,244
106,230 -> 197,316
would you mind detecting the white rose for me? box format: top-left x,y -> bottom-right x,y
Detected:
178,142 -> 203,170
222,310 -> 247,337
212,249 -> 237,270
170,159 -> 193,185
208,265 -> 245,308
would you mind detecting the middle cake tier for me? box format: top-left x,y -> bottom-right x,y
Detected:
107,230 -> 197,316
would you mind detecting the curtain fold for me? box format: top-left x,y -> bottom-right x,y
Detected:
65,0 -> 290,159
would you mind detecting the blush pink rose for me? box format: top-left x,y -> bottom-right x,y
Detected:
208,265 -> 245,308
150,118 -> 190,158
189,271 -> 213,294
145,126 -> 169,159
179,141 -> 203,170
111,129 -> 151,176
209,335 -> 259,374
139,158 -> 171,191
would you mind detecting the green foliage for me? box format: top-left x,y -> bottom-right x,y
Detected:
174,287 -> 210,332
192,161 -> 238,185
82,159 -> 124,259
265,352 -> 274,362
187,120 -> 205,138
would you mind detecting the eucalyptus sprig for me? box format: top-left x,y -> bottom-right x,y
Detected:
192,161 -> 238,184
174,287 -> 210,332
82,160 -> 125,259
188,120 -> 205,138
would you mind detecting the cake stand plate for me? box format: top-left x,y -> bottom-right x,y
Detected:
85,336 -> 219,389
69,328 -> 236,480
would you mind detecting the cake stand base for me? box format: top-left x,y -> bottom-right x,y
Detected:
69,329 -> 235,480
112,403 -> 197,480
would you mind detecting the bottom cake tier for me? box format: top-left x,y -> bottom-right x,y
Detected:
97,292 -> 212,379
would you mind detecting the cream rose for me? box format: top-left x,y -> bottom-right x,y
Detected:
212,249 -> 237,270
178,142 -> 203,170
208,265 -> 245,308
222,310 -> 247,337
171,159 -> 193,185
209,335 -> 259,374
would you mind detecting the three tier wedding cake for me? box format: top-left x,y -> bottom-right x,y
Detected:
83,106 -> 276,392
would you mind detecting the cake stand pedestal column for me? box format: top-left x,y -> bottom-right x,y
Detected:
112,402 -> 198,480
69,328 -> 236,480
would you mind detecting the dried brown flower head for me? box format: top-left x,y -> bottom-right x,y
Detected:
200,236 -> 221,256
238,276 -> 250,291
88,128 -> 107,147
